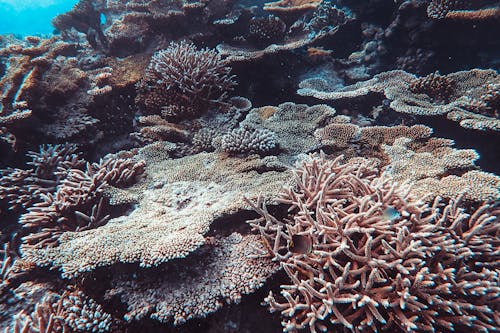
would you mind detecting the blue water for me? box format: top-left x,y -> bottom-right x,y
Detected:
0,0 -> 79,36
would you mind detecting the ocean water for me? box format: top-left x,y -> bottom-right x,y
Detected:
0,0 -> 78,35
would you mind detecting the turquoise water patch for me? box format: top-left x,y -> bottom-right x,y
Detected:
0,0 -> 79,36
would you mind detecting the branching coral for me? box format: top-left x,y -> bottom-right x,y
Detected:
7,289 -> 112,333
219,127 -> 278,155
0,144 -> 84,213
247,153 -> 499,333
20,150 -> 290,278
136,41 -> 237,119
0,145 -> 145,249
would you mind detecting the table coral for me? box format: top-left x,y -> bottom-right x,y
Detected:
20,149 -> 290,278
106,233 -> 279,325
298,69 -> 500,131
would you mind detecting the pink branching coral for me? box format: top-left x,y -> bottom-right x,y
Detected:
136,41 -> 237,118
0,144 -> 84,213
20,156 -> 145,248
1,145 -> 145,248
247,153 -> 500,333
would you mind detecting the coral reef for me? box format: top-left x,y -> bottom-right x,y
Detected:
106,233 -> 279,325
136,41 -> 237,118
1,0 -> 499,331
248,153 -> 500,333
299,69 -> 500,131
20,148 -> 290,277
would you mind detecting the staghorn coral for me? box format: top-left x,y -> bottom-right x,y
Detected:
247,153 -> 500,333
3,147 -> 146,248
298,69 -> 500,131
136,41 -> 237,118
0,144 -> 84,213
20,149 -> 290,278
106,233 -> 279,325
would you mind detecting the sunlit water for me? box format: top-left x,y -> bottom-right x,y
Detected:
0,0 -> 79,36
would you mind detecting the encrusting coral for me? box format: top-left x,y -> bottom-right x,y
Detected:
247,152 -> 500,333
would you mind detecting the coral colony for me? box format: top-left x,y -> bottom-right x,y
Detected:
0,1 -> 499,333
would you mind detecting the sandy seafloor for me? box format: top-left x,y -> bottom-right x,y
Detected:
0,1 -> 499,333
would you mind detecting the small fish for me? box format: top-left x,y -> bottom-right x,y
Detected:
383,206 -> 401,221
289,234 -> 313,254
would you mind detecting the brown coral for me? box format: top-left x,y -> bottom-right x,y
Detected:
298,69 -> 500,131
409,71 -> 455,103
137,41 -> 237,118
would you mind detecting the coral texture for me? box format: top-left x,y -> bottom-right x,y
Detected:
21,149 -> 290,277
106,233 -> 279,325
137,41 -> 237,118
248,153 -> 500,333
298,69 -> 500,131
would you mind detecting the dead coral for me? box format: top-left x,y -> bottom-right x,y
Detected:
248,153 -> 500,333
